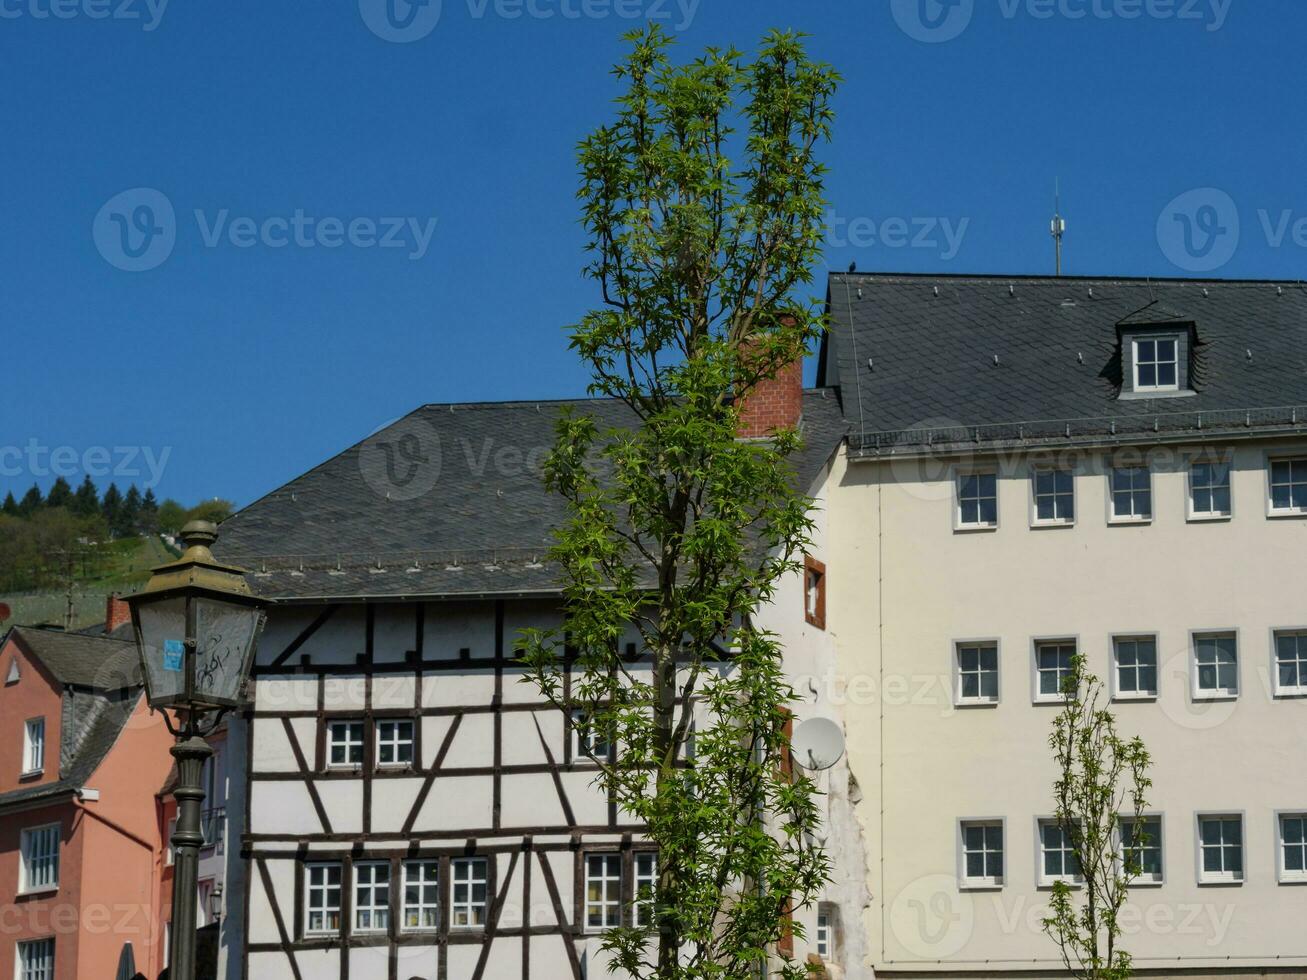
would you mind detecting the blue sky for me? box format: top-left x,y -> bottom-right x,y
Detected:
1,0 -> 1301,507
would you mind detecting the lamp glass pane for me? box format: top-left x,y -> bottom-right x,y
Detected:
193,598 -> 260,703
136,597 -> 188,703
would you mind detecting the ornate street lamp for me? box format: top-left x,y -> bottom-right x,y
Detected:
127,521 -> 267,980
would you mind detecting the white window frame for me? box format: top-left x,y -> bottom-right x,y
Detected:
326,719 -> 365,769
1036,818 -> 1084,888
1267,454 -> 1307,518
1195,812 -> 1245,885
633,851 -> 658,928
1132,335 -> 1180,392
584,852 -> 624,933
572,709 -> 610,761
352,861 -> 391,934
1118,813 -> 1165,886
450,856 -> 488,929
16,938 -> 55,980
953,468 -> 999,531
1275,811 -> 1307,885
1271,628 -> 1307,698
1107,465 -> 1153,524
1031,637 -> 1078,704
18,824 -> 60,894
815,904 -> 836,960
374,718 -> 414,768
1187,454 -> 1233,521
22,717 -> 45,776
953,639 -> 1000,707
1191,630 -> 1239,701
304,862 -> 343,936
957,818 -> 1005,890
1030,467 -> 1075,527
401,859 -> 440,932
1111,634 -> 1159,701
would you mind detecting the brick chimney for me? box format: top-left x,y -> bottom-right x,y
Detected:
736,355 -> 804,438
105,593 -> 132,634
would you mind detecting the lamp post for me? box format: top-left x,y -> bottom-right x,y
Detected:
127,521 -> 267,980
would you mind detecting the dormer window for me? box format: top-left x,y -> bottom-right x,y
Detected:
1132,336 -> 1178,391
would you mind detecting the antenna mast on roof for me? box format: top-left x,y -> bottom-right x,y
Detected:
1051,178 -> 1067,277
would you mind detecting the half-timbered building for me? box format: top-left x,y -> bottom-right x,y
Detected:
213,380 -> 862,980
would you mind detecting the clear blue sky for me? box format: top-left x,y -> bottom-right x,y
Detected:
2,0 -> 1301,507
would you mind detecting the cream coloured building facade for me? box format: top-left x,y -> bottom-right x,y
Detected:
819,273 -> 1307,978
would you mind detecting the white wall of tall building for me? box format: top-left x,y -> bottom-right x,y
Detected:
827,437 -> 1307,976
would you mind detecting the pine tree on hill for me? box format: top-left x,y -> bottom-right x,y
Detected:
45,477 -> 73,509
139,488 -> 160,533
1,492 -> 17,516
101,483 -> 123,537
122,485 -> 142,536
18,484 -> 43,516
73,475 -> 99,517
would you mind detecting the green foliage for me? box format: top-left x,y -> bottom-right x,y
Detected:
1042,656 -> 1153,980
2,492 -> 17,517
45,477 -> 73,509
19,484 -> 43,516
185,498 -> 235,526
518,26 -> 838,979
157,498 -> 188,534
73,475 -> 100,517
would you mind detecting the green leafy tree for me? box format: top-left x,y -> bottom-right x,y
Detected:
1042,655 -> 1153,980
518,27 -> 837,979
157,498 -> 187,535
72,475 -> 100,517
45,477 -> 73,509
18,483 -> 43,517
187,498 -> 234,526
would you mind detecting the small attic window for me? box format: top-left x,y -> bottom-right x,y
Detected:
5,658 -> 19,685
1133,336 -> 1179,392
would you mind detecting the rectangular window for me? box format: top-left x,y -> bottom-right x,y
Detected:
450,857 -> 488,928
1035,640 -> 1076,701
353,861 -> 390,933
1110,467 -> 1152,521
402,859 -> 440,931
585,853 -> 623,931
1120,816 -> 1163,884
955,643 -> 999,705
1189,460 -> 1231,519
305,863 -> 342,935
572,710 -> 610,761
1274,631 -> 1307,697
1113,636 -> 1158,698
816,907 -> 835,959
1198,815 -> 1243,883
634,852 -> 657,928
959,820 -> 1004,887
1279,813 -> 1307,883
956,472 -> 998,529
19,825 -> 59,892
1039,820 -> 1082,885
327,720 -> 364,767
23,718 -> 45,775
1032,469 -> 1074,525
17,939 -> 54,980
804,556 -> 826,629
1269,458 -> 1307,516
375,719 -> 414,767
1193,632 -> 1238,698
1133,337 -> 1178,391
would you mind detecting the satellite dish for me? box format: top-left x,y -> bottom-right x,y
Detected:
791,716 -> 845,771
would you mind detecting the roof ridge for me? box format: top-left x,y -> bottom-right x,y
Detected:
829,271 -> 1307,287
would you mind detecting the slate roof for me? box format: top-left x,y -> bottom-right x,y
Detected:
0,627 -> 142,813
820,273 -> 1307,455
215,392 -> 847,601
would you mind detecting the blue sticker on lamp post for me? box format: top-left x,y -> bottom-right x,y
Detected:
163,639 -> 184,672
